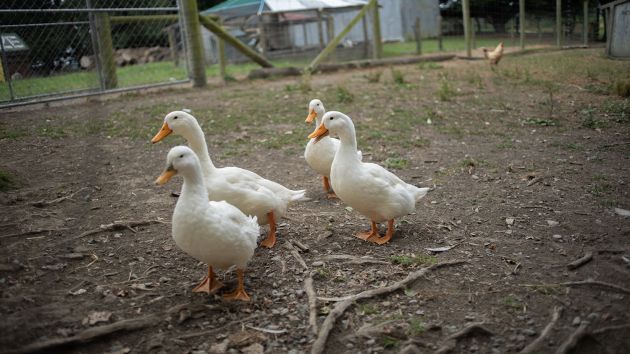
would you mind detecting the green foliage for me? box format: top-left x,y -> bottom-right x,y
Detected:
0,170 -> 15,191
524,118 -> 557,126
613,79 -> 630,98
391,67 -> 405,85
356,303 -> 378,316
580,108 -> 605,129
382,336 -> 400,348
390,254 -> 437,266
364,71 -> 382,83
384,157 -> 409,170
502,295 -> 522,309
436,73 -> 456,101
408,319 -> 426,336
336,85 -> 354,103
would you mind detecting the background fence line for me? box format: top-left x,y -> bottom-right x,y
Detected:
0,0 -> 605,108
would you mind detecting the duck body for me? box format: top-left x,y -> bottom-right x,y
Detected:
152,111 -> 305,248
309,111 -> 429,244
156,146 -> 258,300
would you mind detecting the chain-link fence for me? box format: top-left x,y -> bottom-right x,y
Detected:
1,0 -> 607,107
0,0 -> 189,106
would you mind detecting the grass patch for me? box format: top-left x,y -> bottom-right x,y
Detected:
384,157 -> 409,170
356,303 -> 379,316
391,67 -> 406,85
390,254 -> 437,266
0,124 -> 28,139
580,107 -> 605,129
382,336 -> 400,349
408,319 -> 426,336
0,170 -> 16,191
613,79 -> 630,98
435,125 -> 464,137
435,73 -> 456,101
603,100 -> 629,123
524,118 -> 557,126
502,295 -> 522,310
364,70 -> 382,83
335,85 -> 354,103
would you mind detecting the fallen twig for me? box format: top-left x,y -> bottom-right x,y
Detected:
434,322 -> 494,354
70,220 -> 166,241
555,322 -> 589,354
562,280 -> 630,295
305,274 -> 318,335
285,242 -> 308,270
176,314 -> 260,340
527,176 -> 543,187
310,260 -> 467,354
322,254 -> 389,265
1,228 -> 69,239
245,324 -> 287,334
32,187 -> 87,208
519,306 -> 563,354
566,252 -> 593,270
291,239 -> 310,252
8,314 -> 159,354
593,323 -> 630,335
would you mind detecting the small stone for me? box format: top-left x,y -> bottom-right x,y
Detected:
516,334 -> 526,342
553,234 -> 563,240
366,338 -> 376,345
523,328 -> 537,336
505,218 -> 515,226
209,339 -> 229,354
312,261 -> 324,267
346,343 -> 354,349
572,317 -> 581,326
546,220 -> 559,227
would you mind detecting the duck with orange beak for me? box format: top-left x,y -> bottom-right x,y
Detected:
152,111 -> 306,248
308,111 -> 429,245
156,146 -> 259,301
304,99 -> 361,198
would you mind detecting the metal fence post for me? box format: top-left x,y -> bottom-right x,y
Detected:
179,0 -> 206,87
520,0 -> 525,49
415,17 -> 422,55
326,16 -> 335,61
462,0 -> 472,57
438,15 -> 443,51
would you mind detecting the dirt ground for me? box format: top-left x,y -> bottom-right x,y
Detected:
1,48 -> 629,354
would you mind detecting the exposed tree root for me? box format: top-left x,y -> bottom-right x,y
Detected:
555,322 -> 589,354
32,187 -> 87,207
563,280 -> 630,295
70,219 -> 166,241
305,274 -> 318,335
519,306 -> 563,354
310,260 -> 468,354
434,322 -> 494,354
8,314 -> 159,354
566,252 -> 593,270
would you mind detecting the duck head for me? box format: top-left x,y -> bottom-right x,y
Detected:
305,99 -> 325,124
155,145 -> 199,185
308,111 -> 353,144
151,111 -> 200,143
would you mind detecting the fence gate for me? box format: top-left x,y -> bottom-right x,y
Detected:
0,0 -> 190,107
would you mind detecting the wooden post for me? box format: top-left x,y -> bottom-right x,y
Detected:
218,19 -> 227,80
94,12 -> 117,89
317,9 -> 325,50
198,15 -> 273,68
362,14 -> 369,58
326,15 -> 335,61
520,0 -> 525,49
302,22 -> 308,47
462,0 -> 471,57
470,16 -> 476,49
556,0 -> 562,47
258,14 -> 267,58
583,0 -> 588,46
308,0 -> 376,71
438,15 -> 443,51
371,0 -> 383,59
167,27 -> 179,67
180,0 -> 206,87
414,17 -> 422,55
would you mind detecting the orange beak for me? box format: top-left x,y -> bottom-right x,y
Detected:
308,123 -> 329,143
151,122 -> 173,143
305,110 -> 317,123
155,166 -> 177,185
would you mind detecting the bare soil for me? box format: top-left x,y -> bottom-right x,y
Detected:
1,48 -> 629,354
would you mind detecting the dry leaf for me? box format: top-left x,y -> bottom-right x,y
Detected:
83,311 -> 112,325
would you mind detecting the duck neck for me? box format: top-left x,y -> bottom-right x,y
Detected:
336,126 -> 359,162
313,112 -> 324,133
179,164 -> 209,206
185,124 -> 216,176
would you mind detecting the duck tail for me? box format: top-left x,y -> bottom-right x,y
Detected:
289,189 -> 309,202
415,187 -> 430,202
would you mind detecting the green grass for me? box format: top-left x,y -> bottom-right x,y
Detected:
382,37 -> 515,58
408,319 -> 426,336
384,157 -> 409,169
356,303 -> 379,316
390,254 -> 437,266
0,170 -> 15,191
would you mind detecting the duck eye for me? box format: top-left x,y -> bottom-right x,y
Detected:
173,116 -> 178,120
179,154 -> 184,158
329,116 -> 333,120
317,103 -> 320,106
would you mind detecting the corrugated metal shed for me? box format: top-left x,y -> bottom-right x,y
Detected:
601,0 -> 630,59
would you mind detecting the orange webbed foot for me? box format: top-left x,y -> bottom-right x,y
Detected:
366,219 -> 395,245
192,266 -> 223,294
223,269 -> 251,301
356,221 -> 379,241
260,211 -> 277,248
326,191 -> 338,199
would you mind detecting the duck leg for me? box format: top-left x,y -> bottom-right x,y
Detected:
260,211 -> 277,248
192,266 -> 223,294
322,176 -> 337,199
223,269 -> 250,301
367,219 -> 395,245
356,221 -> 379,240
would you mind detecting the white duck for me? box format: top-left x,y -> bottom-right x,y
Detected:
308,111 -> 430,245
304,99 -> 361,198
156,146 -> 259,301
152,111 -> 305,248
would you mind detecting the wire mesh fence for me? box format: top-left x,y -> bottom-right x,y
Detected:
0,0 -> 188,106
1,0 -> 607,107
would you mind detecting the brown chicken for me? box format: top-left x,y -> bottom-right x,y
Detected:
483,42 -> 504,65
